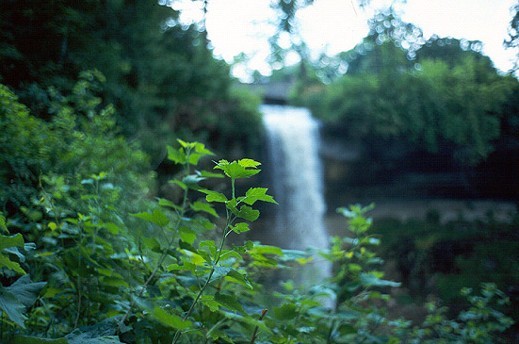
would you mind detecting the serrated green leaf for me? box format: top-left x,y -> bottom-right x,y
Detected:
231,222 -> 250,234
131,209 -> 169,227
200,295 -> 220,312
242,187 -> 277,205
152,307 -> 192,330
0,254 -> 26,274
236,206 -> 260,222
214,160 -> 261,179
167,145 -> 186,164
191,201 -> 218,217
225,269 -> 253,289
199,189 -> 227,203
238,158 -> 261,168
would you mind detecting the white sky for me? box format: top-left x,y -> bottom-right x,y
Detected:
173,0 -> 518,81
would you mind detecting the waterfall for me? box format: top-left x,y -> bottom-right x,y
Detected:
261,104 -> 331,287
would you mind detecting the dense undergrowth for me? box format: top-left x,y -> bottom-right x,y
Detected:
0,80 -> 515,343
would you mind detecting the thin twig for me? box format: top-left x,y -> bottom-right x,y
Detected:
250,309 -> 268,344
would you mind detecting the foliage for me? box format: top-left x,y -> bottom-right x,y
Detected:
0,0 -> 263,163
0,75 -> 154,214
1,137 -> 515,342
298,11 -> 518,165
372,214 -> 519,324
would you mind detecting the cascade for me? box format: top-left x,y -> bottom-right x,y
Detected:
261,104 -> 332,287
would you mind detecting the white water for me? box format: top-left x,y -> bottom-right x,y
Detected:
261,105 -> 331,287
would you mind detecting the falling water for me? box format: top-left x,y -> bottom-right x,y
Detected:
261,104 -> 331,287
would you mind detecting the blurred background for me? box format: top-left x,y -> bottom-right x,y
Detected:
1,0 -> 518,338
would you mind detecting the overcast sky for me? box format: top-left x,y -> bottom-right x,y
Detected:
173,0 -> 518,81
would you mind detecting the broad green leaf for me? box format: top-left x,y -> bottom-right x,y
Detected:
102,222 -> 120,235
220,310 -> 272,335
238,158 -> 261,168
225,269 -> 253,289
131,209 -> 169,227
274,303 -> 298,321
191,201 -> 218,218
167,145 -> 186,164
0,233 -> 24,250
242,187 -> 277,205
200,295 -> 220,312
209,266 -> 232,284
199,240 -> 217,258
231,222 -> 250,234
0,215 -> 7,233
236,206 -> 260,222
152,307 -> 192,330
158,197 -> 182,211
179,227 -> 196,245
0,288 -> 26,327
199,189 -> 227,203
251,244 -> 283,256
215,293 -> 245,313
214,159 -> 261,179
197,170 -> 224,179
0,275 -> 46,328
0,254 -> 26,274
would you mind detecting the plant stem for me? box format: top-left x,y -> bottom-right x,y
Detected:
172,209 -> 233,343
249,309 -> 268,344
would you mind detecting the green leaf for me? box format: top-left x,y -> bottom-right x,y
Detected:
231,222 -> 250,234
179,227 -> 197,245
238,158 -> 261,168
0,215 -> 7,234
215,293 -> 245,313
214,159 -> 261,179
158,197 -> 182,211
274,303 -> 298,321
241,187 -> 277,205
167,145 -> 186,164
220,310 -> 272,334
199,189 -> 227,203
182,174 -> 205,188
209,266 -> 232,284
360,273 -> 401,288
0,275 -> 46,328
0,253 -> 26,274
0,233 -> 24,250
168,179 -> 187,191
225,269 -> 253,289
131,209 -> 169,227
236,206 -> 260,222
152,307 -> 192,330
191,201 -> 218,218
0,288 -> 26,327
